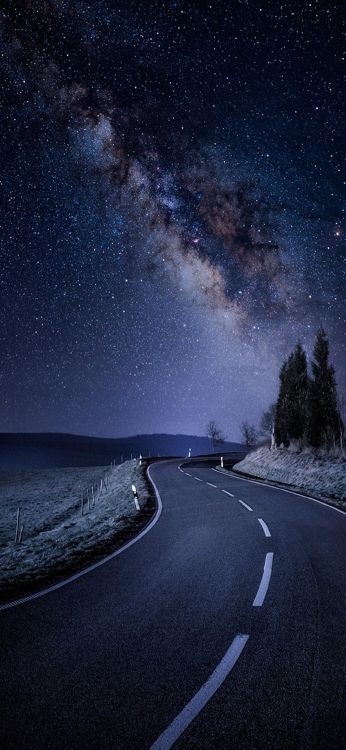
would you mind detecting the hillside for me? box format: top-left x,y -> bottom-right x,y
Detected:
0,432 -> 243,471
233,447 -> 346,508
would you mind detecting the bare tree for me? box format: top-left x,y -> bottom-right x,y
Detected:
259,403 -> 276,437
206,420 -> 226,453
241,421 -> 257,448
259,403 -> 277,449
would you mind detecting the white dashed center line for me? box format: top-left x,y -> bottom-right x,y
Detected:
253,552 -> 273,607
207,482 -> 217,488
238,499 -> 253,512
194,477 -> 202,482
150,634 -> 249,750
222,489 -> 234,498
258,518 -> 271,537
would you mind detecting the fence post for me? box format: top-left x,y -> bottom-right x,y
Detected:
15,507 -> 20,543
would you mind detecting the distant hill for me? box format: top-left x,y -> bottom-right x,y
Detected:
0,432 -> 244,470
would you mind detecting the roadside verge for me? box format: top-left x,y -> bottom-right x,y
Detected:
0,461 -> 162,610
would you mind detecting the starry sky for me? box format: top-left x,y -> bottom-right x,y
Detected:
0,0 -> 345,440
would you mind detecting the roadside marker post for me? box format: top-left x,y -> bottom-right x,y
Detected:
132,483 -> 140,511
221,456 -> 224,468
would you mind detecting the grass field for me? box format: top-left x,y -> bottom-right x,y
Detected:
0,459 -> 151,601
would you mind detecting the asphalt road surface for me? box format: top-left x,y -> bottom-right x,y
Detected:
1,458 -> 345,749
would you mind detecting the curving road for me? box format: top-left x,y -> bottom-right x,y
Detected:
1,458 -> 345,749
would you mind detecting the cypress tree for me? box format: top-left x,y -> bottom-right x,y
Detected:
275,343 -> 308,448
275,359 -> 290,447
307,328 -> 339,448
285,342 -> 309,445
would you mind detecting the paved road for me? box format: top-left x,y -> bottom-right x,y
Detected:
1,458 -> 345,749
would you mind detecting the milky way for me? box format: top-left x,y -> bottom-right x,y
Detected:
0,1 -> 344,439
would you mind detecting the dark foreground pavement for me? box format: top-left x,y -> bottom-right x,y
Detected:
1,458 -> 345,749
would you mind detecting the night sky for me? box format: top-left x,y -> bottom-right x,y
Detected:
1,0 -> 345,440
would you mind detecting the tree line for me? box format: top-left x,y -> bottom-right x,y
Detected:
206,328 -> 344,453
263,328 -> 344,452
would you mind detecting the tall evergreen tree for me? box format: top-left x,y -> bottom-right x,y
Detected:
275,343 -> 308,447
285,342 -> 309,445
274,359 -> 290,447
307,328 -> 339,448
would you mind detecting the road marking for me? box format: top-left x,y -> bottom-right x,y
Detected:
238,499 -> 253,512
258,518 -> 271,537
150,634 -> 249,750
222,489 -> 234,498
0,463 -> 164,612
194,477 -> 202,482
207,482 -> 217,488
185,472 -> 192,477
253,552 -> 273,607
214,468 -> 345,517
